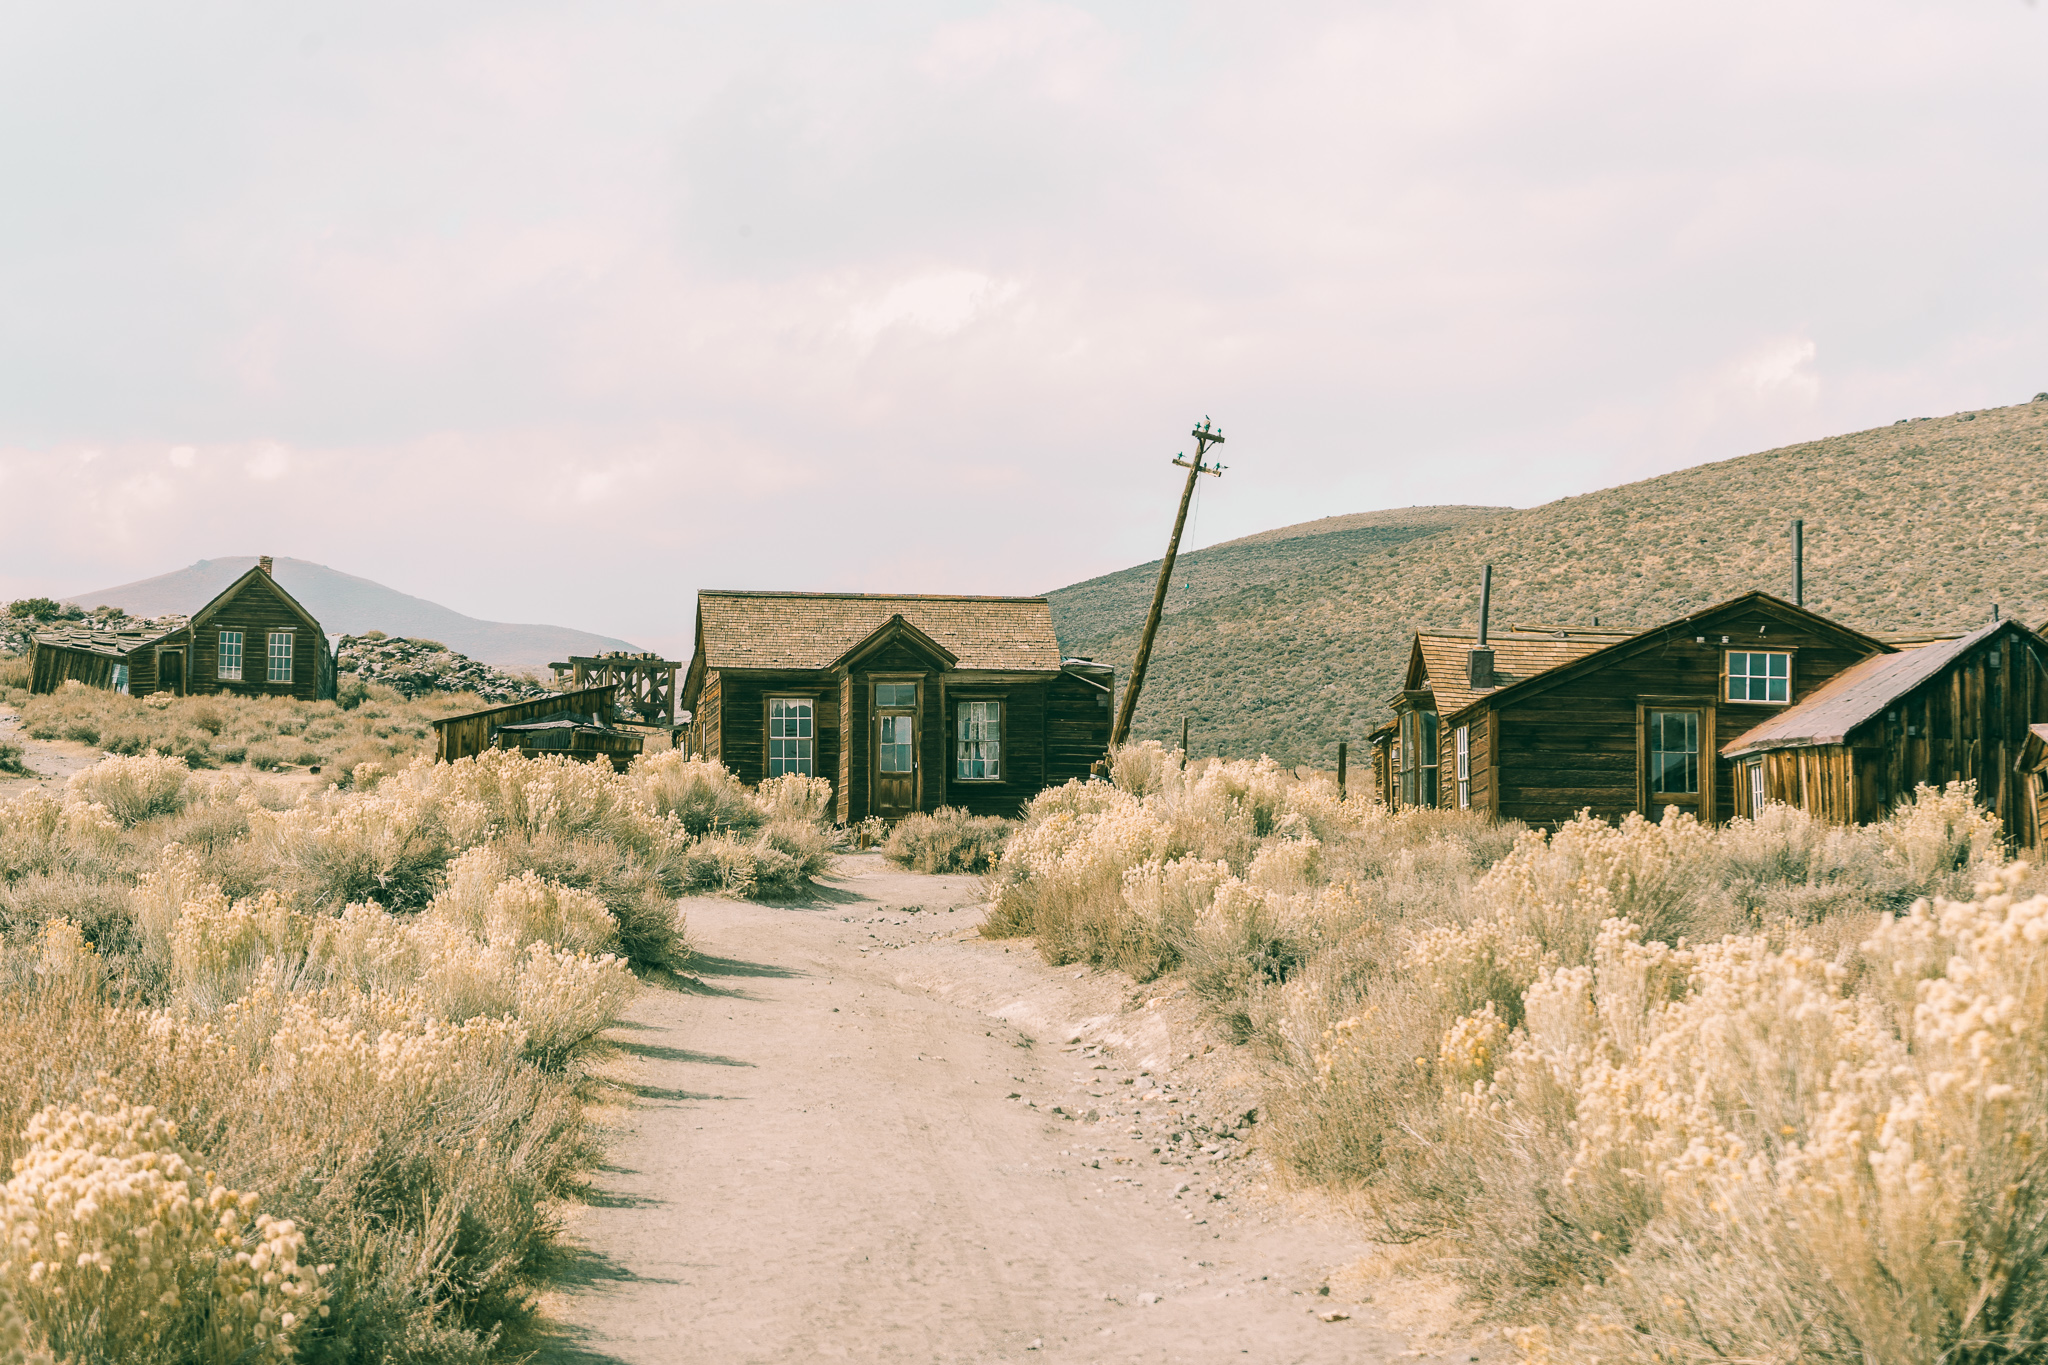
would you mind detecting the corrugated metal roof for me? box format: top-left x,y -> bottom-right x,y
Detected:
697,591 -> 1064,673
1720,620 -> 2006,758
1414,632 -> 1612,716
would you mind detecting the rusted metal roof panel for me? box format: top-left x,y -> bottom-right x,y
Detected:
1720,620 -> 2006,758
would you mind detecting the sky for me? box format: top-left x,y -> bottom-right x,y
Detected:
2,1 -> 2044,657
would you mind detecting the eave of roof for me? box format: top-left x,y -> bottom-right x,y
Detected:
1444,591 -> 1893,720
1721,619 -> 2027,758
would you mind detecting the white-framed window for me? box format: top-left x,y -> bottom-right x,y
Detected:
267,631 -> 294,683
1454,725 -> 1470,809
957,701 -> 1001,780
1649,710 -> 1700,796
1727,650 -> 1790,704
768,698 -> 813,776
217,630 -> 243,680
1748,760 -> 1766,814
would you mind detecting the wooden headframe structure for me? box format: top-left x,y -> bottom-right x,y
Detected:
548,652 -> 681,727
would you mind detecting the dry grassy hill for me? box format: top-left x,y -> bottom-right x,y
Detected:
1047,399 -> 2048,766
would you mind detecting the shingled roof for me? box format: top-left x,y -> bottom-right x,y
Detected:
1411,632 -> 1614,716
694,591 -> 1065,673
1721,619 -> 2029,759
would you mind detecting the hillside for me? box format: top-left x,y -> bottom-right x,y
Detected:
69,557 -> 640,673
1047,399 -> 2048,766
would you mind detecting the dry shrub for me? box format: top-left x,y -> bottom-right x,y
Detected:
67,750 -> 191,825
883,807 -> 1014,874
628,751 -> 761,836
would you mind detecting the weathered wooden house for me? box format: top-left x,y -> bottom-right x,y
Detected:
1721,617 -> 2048,835
31,557 -> 335,701
680,591 -> 1114,822
1375,592 -> 1894,826
28,623 -> 177,694
2018,725 -> 2048,850
431,685 -> 641,768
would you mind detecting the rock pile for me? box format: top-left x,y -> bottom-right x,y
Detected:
337,634 -> 550,704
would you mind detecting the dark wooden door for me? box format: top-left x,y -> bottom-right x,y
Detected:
159,650 -> 184,697
875,710 -> 917,817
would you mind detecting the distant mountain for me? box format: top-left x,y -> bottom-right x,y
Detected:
1047,400 -> 2048,766
70,557 -> 641,673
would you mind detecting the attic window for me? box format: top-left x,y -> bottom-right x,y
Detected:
1726,650 -> 1790,704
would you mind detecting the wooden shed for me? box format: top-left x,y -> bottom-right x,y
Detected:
2018,724 -> 2048,851
29,624 -> 177,694
1721,618 -> 2048,835
49,556 -> 338,702
680,591 -> 1114,823
1377,592 -> 1893,826
431,685 -> 635,766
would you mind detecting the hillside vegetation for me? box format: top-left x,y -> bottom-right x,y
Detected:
1049,401 -> 2048,764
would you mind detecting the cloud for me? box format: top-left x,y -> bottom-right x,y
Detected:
1739,337 -> 1820,401
845,270 -> 1024,345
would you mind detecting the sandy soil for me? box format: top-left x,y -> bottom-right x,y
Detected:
538,854 -> 1506,1365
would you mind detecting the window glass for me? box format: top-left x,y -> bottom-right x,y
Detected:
113,664 -> 129,696
875,683 -> 917,708
768,698 -> 814,776
268,632 -> 293,683
957,701 -> 1001,779
217,631 -> 243,681
1650,710 -> 1700,795
879,714 -> 916,774
1727,651 -> 1791,703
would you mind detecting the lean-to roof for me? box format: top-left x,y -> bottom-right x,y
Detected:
694,591 -> 1064,673
31,623 -> 177,658
1721,619 -> 2029,759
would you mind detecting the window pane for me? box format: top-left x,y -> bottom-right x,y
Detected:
1650,710 -> 1699,795
1768,654 -> 1787,677
956,701 -> 1000,779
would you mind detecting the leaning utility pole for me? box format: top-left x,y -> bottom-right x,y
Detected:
1110,417 -> 1225,750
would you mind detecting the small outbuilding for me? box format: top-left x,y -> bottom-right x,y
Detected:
431,684 -> 642,769
28,623 -> 177,694
1721,617 -> 2048,834
680,590 -> 1113,822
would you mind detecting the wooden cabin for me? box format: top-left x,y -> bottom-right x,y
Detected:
680,591 -> 1114,822
29,623 -> 177,694
2018,724 -> 2048,851
1376,592 -> 1892,826
35,557 -> 337,701
1721,618 -> 2048,836
431,685 -> 635,766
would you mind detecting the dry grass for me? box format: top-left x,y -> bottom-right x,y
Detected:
989,743 -> 2031,1359
0,739 -> 842,1362
883,807 -> 1015,874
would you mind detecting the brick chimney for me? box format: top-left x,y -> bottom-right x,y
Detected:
259,555 -> 274,577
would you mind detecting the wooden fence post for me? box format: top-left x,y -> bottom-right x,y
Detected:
1181,715 -> 1190,760
1337,741 -> 1347,797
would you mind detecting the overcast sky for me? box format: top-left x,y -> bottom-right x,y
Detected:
2,1 -> 2043,656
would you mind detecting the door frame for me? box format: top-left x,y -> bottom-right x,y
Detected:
157,648 -> 187,698
868,674 -> 924,818
1636,697 -> 1717,823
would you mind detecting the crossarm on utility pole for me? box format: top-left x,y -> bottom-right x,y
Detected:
1110,420 -> 1224,751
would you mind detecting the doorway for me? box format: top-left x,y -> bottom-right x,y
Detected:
158,649 -> 185,697
873,682 -> 919,818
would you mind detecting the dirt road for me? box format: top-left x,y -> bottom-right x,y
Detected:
541,855 -> 1498,1365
